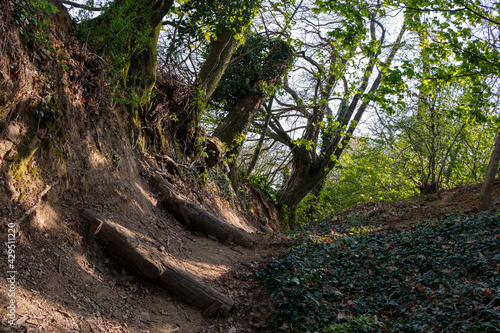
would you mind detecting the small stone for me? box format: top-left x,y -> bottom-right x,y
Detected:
158,245 -> 165,252
259,217 -> 269,226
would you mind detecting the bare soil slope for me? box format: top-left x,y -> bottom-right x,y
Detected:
0,3 -> 282,332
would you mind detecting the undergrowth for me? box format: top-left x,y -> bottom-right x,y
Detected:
255,211 -> 500,332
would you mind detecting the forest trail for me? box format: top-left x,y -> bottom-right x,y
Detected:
0,4 -> 286,330
2,146 -> 496,333
0,149 -> 287,333
1,1 -> 498,332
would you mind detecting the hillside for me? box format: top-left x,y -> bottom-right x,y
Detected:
0,2 -> 284,332
256,209 -> 499,332
1,1 -> 499,333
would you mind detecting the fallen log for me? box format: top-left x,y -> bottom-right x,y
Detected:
82,209 -> 163,279
150,175 -> 256,248
157,264 -> 233,317
82,209 -> 234,316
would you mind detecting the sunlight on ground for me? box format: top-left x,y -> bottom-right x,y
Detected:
87,148 -> 109,170
181,259 -> 230,281
134,181 -> 156,208
298,224 -> 384,244
30,202 -> 60,232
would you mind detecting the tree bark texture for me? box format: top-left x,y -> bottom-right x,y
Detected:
279,148 -> 327,225
82,209 -> 234,316
198,30 -> 241,104
150,176 -> 256,248
214,93 -> 266,154
88,0 -> 174,101
126,24 -> 162,99
214,40 -> 293,156
246,99 -> 273,177
480,131 -> 500,210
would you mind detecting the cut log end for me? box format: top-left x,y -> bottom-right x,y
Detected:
203,299 -> 222,318
151,175 -> 258,248
86,219 -> 103,243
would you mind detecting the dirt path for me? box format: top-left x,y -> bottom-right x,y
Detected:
1,180 -> 284,333
0,137 -> 284,333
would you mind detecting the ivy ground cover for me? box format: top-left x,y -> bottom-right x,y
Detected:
255,212 -> 500,332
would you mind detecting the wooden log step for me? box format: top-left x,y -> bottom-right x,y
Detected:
150,175 -> 256,248
82,209 -> 163,279
82,209 -> 234,316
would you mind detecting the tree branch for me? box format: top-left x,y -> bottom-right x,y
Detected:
61,0 -> 107,11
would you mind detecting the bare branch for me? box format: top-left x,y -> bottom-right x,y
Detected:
61,0 -> 107,11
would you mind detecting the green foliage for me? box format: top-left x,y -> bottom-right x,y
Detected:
171,0 -> 260,42
371,44 -> 498,194
298,111 -> 495,224
79,0 -> 155,73
324,314 -> 377,332
296,137 -> 418,223
255,211 -> 500,332
14,0 -> 58,51
208,34 -> 292,115
112,152 -> 122,167
314,0 -> 373,53
163,0 -> 262,70
375,0 -> 499,117
248,173 -> 279,203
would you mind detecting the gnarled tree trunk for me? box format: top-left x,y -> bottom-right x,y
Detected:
86,0 -> 174,103
278,149 -> 328,227
214,40 -> 292,153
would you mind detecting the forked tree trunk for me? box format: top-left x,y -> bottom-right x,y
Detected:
279,150 -> 328,228
82,209 -> 234,316
175,30 -> 241,145
480,131 -> 500,211
277,24 -> 406,225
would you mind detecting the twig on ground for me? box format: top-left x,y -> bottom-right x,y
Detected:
18,182 -> 56,223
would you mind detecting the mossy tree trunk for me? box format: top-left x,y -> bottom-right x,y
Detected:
214,92 -> 267,190
125,24 -> 162,104
82,0 -> 174,152
213,40 -> 293,185
87,0 -> 174,105
198,30 -> 241,104
176,30 -> 241,147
